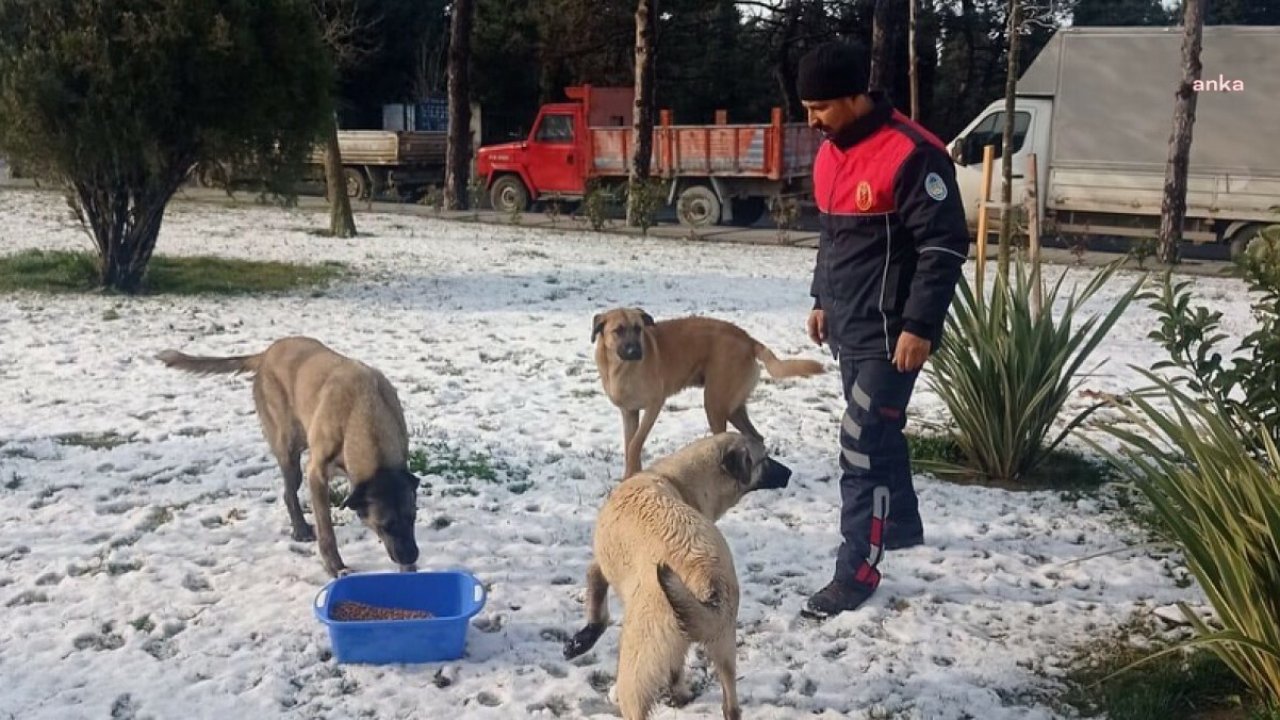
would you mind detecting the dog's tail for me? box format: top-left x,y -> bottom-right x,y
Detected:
754,341 -> 824,379
656,563 -> 728,643
155,349 -> 262,376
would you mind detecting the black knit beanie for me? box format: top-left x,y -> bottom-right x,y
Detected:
797,41 -> 869,101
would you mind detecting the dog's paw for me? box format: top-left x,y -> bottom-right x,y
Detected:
666,683 -> 696,708
399,563 -> 418,573
563,623 -> 605,660
291,524 -> 315,542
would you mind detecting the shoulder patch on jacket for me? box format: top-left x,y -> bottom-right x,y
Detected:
924,172 -> 948,202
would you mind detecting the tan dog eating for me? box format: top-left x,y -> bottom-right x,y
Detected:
591,307 -> 824,477
156,336 -> 420,578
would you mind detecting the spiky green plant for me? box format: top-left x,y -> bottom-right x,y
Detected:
1088,372 -> 1280,710
922,255 -> 1144,484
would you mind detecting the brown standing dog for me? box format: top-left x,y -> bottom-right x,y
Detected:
563,432 -> 792,720
156,336 -> 420,578
592,307 -> 824,478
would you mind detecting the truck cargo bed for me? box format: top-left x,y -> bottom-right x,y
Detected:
589,122 -> 819,180
1018,26 -> 1280,177
309,130 -> 446,167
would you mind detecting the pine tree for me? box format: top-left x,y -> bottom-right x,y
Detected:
0,0 -> 332,293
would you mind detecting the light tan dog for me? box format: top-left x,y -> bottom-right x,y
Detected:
592,307 -> 824,478
562,432 -> 791,720
156,336 -> 420,578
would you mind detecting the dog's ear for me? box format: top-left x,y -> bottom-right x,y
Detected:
341,483 -> 369,512
591,313 -> 605,343
640,311 -> 655,327
720,442 -> 753,486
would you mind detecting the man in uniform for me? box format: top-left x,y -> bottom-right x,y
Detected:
798,41 -> 970,619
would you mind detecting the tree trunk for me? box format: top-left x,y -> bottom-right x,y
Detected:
1158,0 -> 1205,265
960,0 -> 976,99
444,0 -> 476,212
997,0 -> 1021,282
772,0 -> 803,122
869,0 -> 893,90
909,0 -> 919,119
73,179 -> 175,294
627,0 -> 657,227
324,117 -> 357,238
100,223 -> 161,293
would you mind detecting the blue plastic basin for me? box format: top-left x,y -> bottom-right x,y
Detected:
313,570 -> 487,664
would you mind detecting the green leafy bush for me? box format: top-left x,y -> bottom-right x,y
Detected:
1143,229 -> 1280,453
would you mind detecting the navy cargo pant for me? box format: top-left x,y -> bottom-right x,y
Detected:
834,352 -> 922,590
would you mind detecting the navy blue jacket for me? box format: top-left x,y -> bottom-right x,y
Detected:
811,93 -> 970,360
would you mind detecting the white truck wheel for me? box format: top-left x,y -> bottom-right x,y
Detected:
676,185 -> 722,227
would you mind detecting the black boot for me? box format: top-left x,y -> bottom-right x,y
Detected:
801,578 -> 876,620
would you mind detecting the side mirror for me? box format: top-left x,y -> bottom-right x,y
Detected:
951,138 -> 967,166
964,135 -> 985,165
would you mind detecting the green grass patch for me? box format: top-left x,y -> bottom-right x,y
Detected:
0,249 -> 345,295
54,431 -> 136,450
1059,619 -> 1276,720
909,433 -> 1114,491
408,440 -> 531,495
129,615 -> 155,633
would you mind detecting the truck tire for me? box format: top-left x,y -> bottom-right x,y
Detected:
490,175 -> 529,214
676,185 -> 722,227
343,167 -> 369,200
1228,223 -> 1265,260
730,197 -> 767,226
195,161 -> 228,189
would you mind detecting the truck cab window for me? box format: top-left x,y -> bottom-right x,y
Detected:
965,111 -> 1031,160
535,114 -> 574,143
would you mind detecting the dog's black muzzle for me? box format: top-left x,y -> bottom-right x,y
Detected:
616,344 -> 643,362
754,457 -> 792,491
386,537 -> 419,567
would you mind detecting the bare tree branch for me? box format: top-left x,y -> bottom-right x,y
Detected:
313,0 -> 383,70
413,27 -> 448,99
1018,0 -> 1069,31
734,0 -> 788,12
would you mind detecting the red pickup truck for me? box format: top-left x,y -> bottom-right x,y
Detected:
475,85 -> 822,227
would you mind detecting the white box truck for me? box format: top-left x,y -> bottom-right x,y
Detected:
947,26 -> 1280,256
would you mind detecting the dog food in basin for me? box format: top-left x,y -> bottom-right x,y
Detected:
314,570 -> 486,664
331,600 -> 434,621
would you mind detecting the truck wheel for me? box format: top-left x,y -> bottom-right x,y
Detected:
195,161 -> 228,189
730,197 -> 767,226
1228,224 -> 1264,260
343,168 -> 369,200
490,175 -> 529,214
677,185 -> 722,227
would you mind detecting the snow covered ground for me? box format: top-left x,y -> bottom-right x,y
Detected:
0,188 -> 1256,719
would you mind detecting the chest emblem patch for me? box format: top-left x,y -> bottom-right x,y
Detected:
855,181 -> 874,211
925,172 -> 948,202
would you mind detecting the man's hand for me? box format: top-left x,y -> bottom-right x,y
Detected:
807,309 -> 827,346
893,331 -> 931,373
